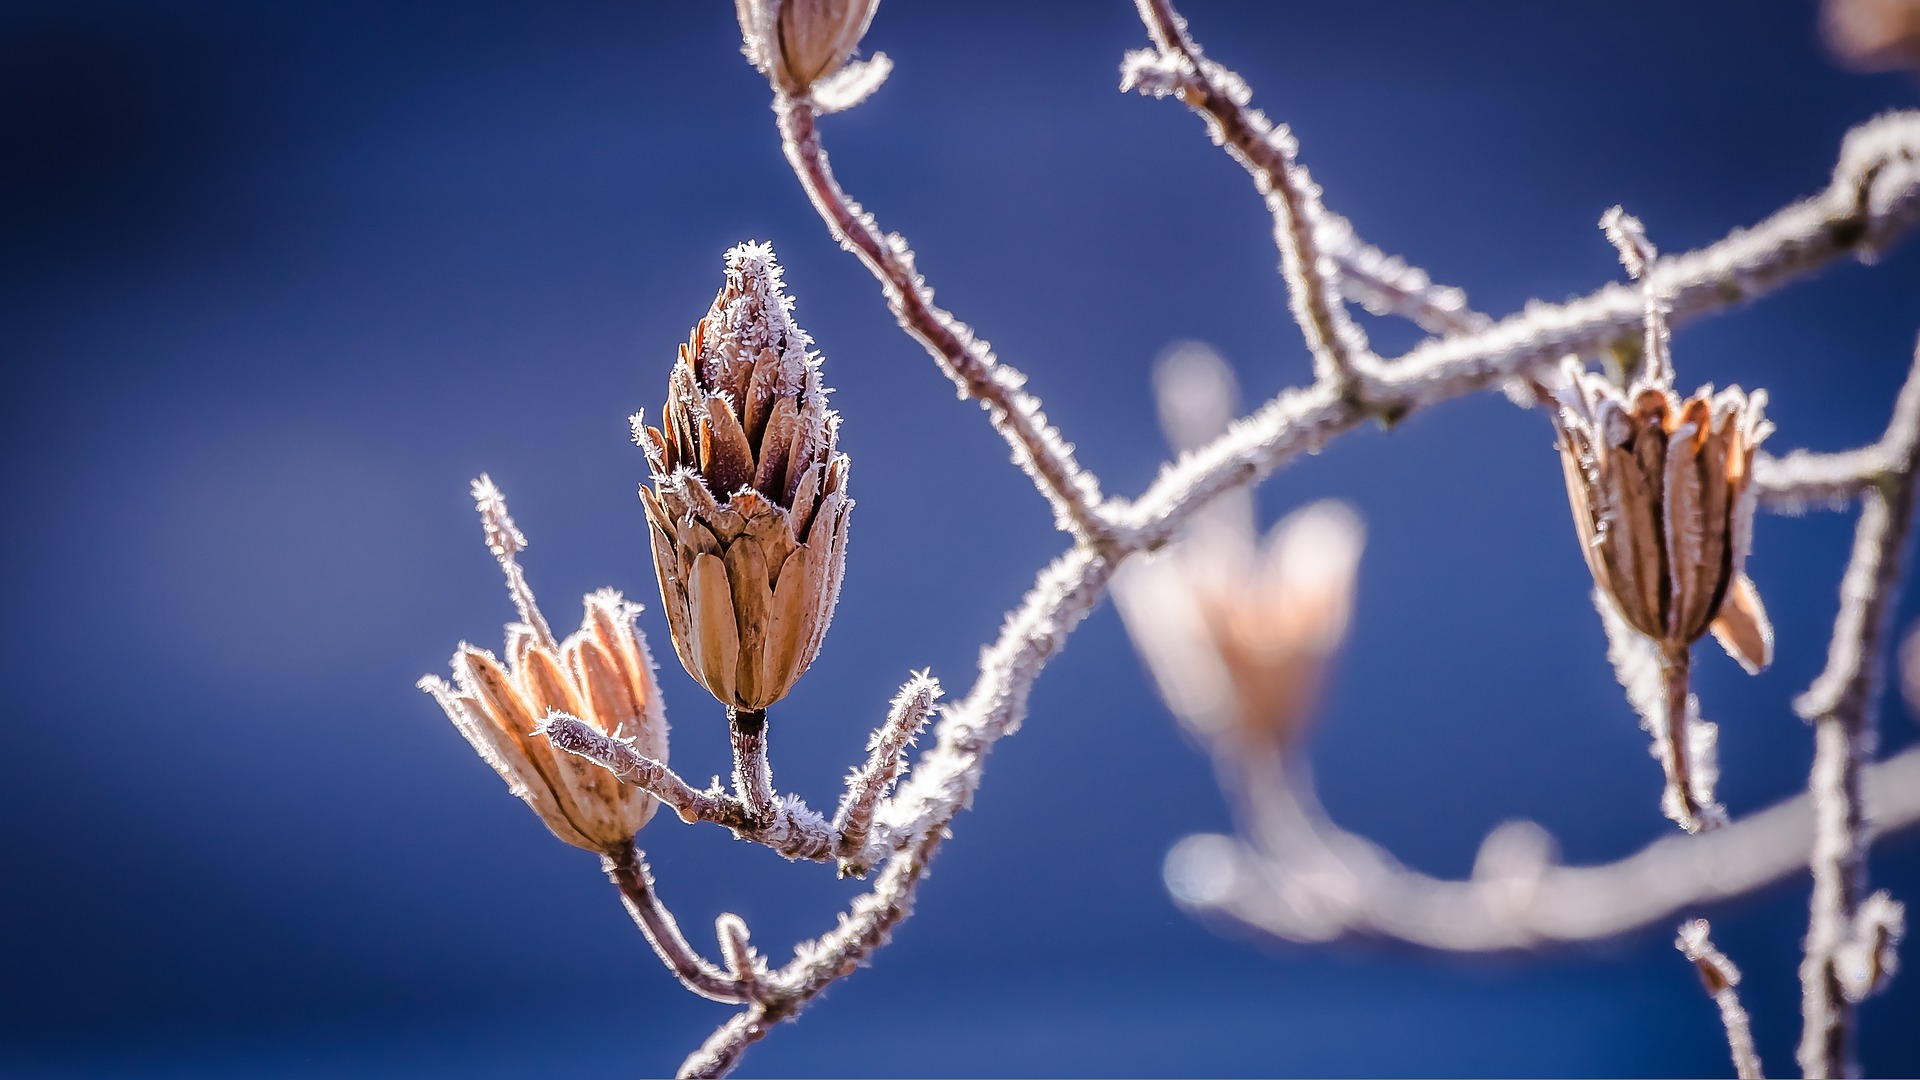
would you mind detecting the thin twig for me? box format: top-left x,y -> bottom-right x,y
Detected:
1755,446 -> 1894,510
546,716 -> 837,861
1794,340 -> 1920,1078
834,673 -> 940,875
679,825 -> 947,1077
1125,0 -> 1376,391
1677,919 -> 1766,1079
603,841 -> 750,1005
772,97 -> 1111,544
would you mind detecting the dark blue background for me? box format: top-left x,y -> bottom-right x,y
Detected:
3,1 -> 1918,1075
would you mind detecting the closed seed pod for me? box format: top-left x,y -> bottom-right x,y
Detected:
638,242 -> 851,712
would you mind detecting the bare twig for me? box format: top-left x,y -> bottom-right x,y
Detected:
1755,445 -> 1895,510
772,97 -> 1111,544
679,825 -> 947,1077
1124,0 -> 1377,391
1163,743 -> 1920,952
1677,919 -> 1766,1079
834,673 -> 940,875
546,715 -> 838,861
1795,339 -> 1920,1078
604,841 -> 752,1005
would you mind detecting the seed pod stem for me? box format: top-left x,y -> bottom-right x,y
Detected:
1661,644 -> 1705,832
603,840 -> 752,1005
729,707 -> 777,825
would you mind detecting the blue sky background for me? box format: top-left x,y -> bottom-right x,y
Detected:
3,1 -> 1918,1076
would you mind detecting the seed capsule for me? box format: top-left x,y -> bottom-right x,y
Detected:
1543,359 -> 1774,672
637,243 -> 851,712
736,0 -> 881,96
421,477 -> 667,853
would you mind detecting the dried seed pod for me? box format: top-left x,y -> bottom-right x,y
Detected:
638,243 -> 851,712
1115,500 -> 1364,751
736,0 -> 880,96
1543,360 -> 1775,672
420,477 -> 668,853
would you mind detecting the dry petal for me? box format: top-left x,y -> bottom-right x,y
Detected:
1710,574 -> 1774,674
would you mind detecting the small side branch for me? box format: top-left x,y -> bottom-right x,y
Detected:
834,673 -> 940,875
1677,919 -> 1765,1079
680,825 -> 947,1078
1794,340 -> 1920,1078
773,97 -> 1112,544
1125,0 -> 1377,391
545,715 -> 835,861
604,841 -> 752,1005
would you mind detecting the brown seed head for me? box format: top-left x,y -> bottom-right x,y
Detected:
736,0 -> 880,96
1543,359 -> 1775,672
421,480 -> 667,853
637,242 -> 851,711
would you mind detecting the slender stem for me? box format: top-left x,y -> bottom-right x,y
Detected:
678,1009 -> 770,1080
603,841 -> 747,1005
729,707 -> 776,826
1132,0 -> 1374,392
1660,644 -> 1704,832
1677,919 -> 1765,1079
544,715 -> 752,831
1795,344 -> 1920,1078
773,96 -> 1112,544
833,673 -> 940,874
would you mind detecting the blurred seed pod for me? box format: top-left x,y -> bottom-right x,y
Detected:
736,0 -> 881,96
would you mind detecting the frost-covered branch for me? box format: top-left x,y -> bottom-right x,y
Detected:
1795,339 -> 1920,1078
833,672 -> 940,875
679,824 -> 947,1078
604,841 -> 754,1004
1111,107 -> 1920,541
771,97 -> 1111,543
1677,919 -> 1766,1079
1124,0 -> 1378,390
1162,743 -> 1920,952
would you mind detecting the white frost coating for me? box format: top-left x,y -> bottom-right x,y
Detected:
707,241 -> 814,398
1595,587 -> 1728,830
810,52 -> 892,114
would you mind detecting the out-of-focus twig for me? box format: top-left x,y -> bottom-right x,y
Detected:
1677,919 -> 1766,1079
1795,339 -> 1920,1078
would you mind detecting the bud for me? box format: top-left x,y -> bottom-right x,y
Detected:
1115,500 -> 1364,750
1541,358 -> 1775,672
420,477 -> 668,853
736,0 -> 880,96
636,242 -> 851,712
